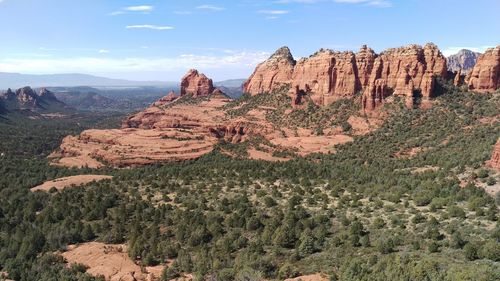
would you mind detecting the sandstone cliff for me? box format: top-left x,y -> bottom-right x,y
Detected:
243,46 -> 295,95
489,138 -> 500,170
244,43 -> 447,110
466,46 -> 500,93
180,69 -> 216,97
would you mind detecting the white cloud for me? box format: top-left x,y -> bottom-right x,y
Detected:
125,5 -> 153,12
334,0 -> 392,7
196,5 -> 225,11
0,52 -> 270,76
110,5 -> 154,16
126,25 -> 174,30
258,10 -> 290,15
442,46 -> 494,57
98,49 -> 110,54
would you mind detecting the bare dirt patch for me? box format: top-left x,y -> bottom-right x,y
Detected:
61,242 -> 165,281
394,146 -> 429,158
284,273 -> 329,281
271,134 -> 353,155
247,148 -> 290,162
31,175 -> 113,192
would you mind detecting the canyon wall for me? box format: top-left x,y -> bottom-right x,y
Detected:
466,46 -> 500,93
244,43 -> 448,110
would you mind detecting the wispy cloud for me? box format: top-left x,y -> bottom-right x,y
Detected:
125,5 -> 153,12
258,10 -> 290,15
0,51 -> 270,76
334,0 -> 392,7
196,4 -> 225,11
173,11 -> 193,15
110,5 -> 154,16
277,0 -> 392,7
98,49 -> 110,54
441,46 -> 493,57
126,25 -> 174,30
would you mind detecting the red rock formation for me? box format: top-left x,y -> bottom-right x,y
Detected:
153,90 -> 178,106
363,43 -> 447,110
454,69 -> 462,86
466,46 -> 500,93
243,46 -> 295,95
16,86 -> 39,106
180,69 -> 215,97
244,43 -> 447,110
290,49 -> 360,106
489,138 -> 500,170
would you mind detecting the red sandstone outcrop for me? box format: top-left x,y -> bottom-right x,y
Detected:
363,43 -> 447,110
489,138 -> 500,170
153,90 -> 178,106
180,69 -> 215,97
466,45 -> 500,93
243,46 -> 295,95
454,69 -> 463,86
244,43 -> 447,110
290,49 -> 361,106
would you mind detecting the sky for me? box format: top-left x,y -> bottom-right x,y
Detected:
0,0 -> 499,81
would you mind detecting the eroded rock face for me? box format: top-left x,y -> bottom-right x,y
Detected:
466,46 -> 500,93
180,69 -> 215,97
447,49 -> 481,74
15,86 -> 39,106
363,43 -> 447,110
244,43 -> 447,110
153,90 -> 178,106
243,46 -> 295,95
38,88 -> 58,100
291,49 -> 361,106
454,69 -> 463,86
489,138 -> 500,170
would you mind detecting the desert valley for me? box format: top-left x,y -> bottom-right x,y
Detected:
0,1 -> 499,281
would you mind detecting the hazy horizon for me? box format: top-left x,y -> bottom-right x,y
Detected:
0,0 -> 499,81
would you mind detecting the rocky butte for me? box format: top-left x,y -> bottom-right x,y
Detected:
466,45 -> 500,93
244,43 -> 448,111
53,43 -> 500,168
180,69 -> 216,97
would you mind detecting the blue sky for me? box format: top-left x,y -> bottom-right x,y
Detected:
0,0 -> 498,81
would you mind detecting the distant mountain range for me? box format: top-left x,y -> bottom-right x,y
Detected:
215,79 -> 245,99
46,86 -> 172,112
0,72 -> 177,89
446,49 -> 481,74
0,87 -> 70,114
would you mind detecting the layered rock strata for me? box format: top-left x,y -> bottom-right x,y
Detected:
244,43 -> 448,110
466,46 -> 500,93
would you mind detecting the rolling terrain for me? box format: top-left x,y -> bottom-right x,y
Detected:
0,44 -> 499,281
